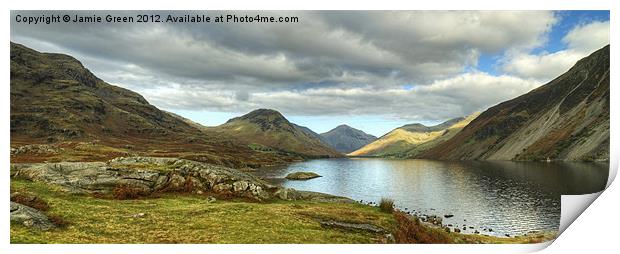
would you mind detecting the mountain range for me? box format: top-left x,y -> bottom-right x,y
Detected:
10,42 -> 610,164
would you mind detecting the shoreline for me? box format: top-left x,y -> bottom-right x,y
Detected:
10,156 -> 567,243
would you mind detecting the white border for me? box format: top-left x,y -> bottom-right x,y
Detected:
2,1 -> 617,254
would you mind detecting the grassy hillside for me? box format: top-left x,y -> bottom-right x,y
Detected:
349,114 -> 478,157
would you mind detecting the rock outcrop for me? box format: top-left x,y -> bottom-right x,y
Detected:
13,157 -> 276,200
12,157 -> 352,203
10,202 -> 54,230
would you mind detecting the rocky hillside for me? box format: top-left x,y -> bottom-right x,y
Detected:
420,45 -> 610,161
213,109 -> 341,158
320,125 -> 377,153
10,42 -> 299,167
349,115 -> 477,157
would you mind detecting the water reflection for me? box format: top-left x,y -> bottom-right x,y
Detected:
254,158 -> 608,236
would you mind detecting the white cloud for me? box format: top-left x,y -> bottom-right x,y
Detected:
563,21 -> 610,52
501,20 -> 609,81
139,72 -> 542,122
11,11 -> 594,123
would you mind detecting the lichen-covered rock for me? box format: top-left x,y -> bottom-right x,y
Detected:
10,202 -> 54,230
274,188 -> 352,203
233,181 -> 249,192
13,157 -> 277,200
212,183 -> 231,193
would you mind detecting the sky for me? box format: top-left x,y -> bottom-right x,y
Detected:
10,10 -> 610,137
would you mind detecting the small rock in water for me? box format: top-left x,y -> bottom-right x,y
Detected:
444,214 -> 454,218
454,228 -> 461,233
505,234 -> 511,237
474,230 -> 480,234
285,172 -> 321,180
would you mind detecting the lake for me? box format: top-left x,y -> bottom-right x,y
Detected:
253,158 -> 609,237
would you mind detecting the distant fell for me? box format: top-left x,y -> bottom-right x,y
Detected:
349,115 -> 478,157
320,125 -> 377,153
214,109 -> 341,158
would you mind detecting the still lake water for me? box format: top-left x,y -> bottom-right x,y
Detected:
253,158 -> 608,236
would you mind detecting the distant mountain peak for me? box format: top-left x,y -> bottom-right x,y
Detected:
229,108 -> 285,122
217,109 -> 341,157
320,125 -> 377,153
247,108 -> 283,116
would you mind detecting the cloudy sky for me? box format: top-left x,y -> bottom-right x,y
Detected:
11,10 -> 609,136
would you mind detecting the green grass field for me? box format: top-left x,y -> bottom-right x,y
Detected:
10,179 -> 555,244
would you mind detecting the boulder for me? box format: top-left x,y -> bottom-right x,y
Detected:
10,202 -> 54,230
285,171 -> 321,180
274,188 -> 352,203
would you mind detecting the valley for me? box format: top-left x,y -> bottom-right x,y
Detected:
9,41 -> 609,244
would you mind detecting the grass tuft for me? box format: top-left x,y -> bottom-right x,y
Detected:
112,184 -> 150,200
379,198 -> 394,213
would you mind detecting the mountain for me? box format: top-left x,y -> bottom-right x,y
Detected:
292,123 -> 329,144
10,42 -> 299,167
213,109 -> 341,158
349,115 -> 477,157
420,45 -> 610,161
319,125 -> 377,153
